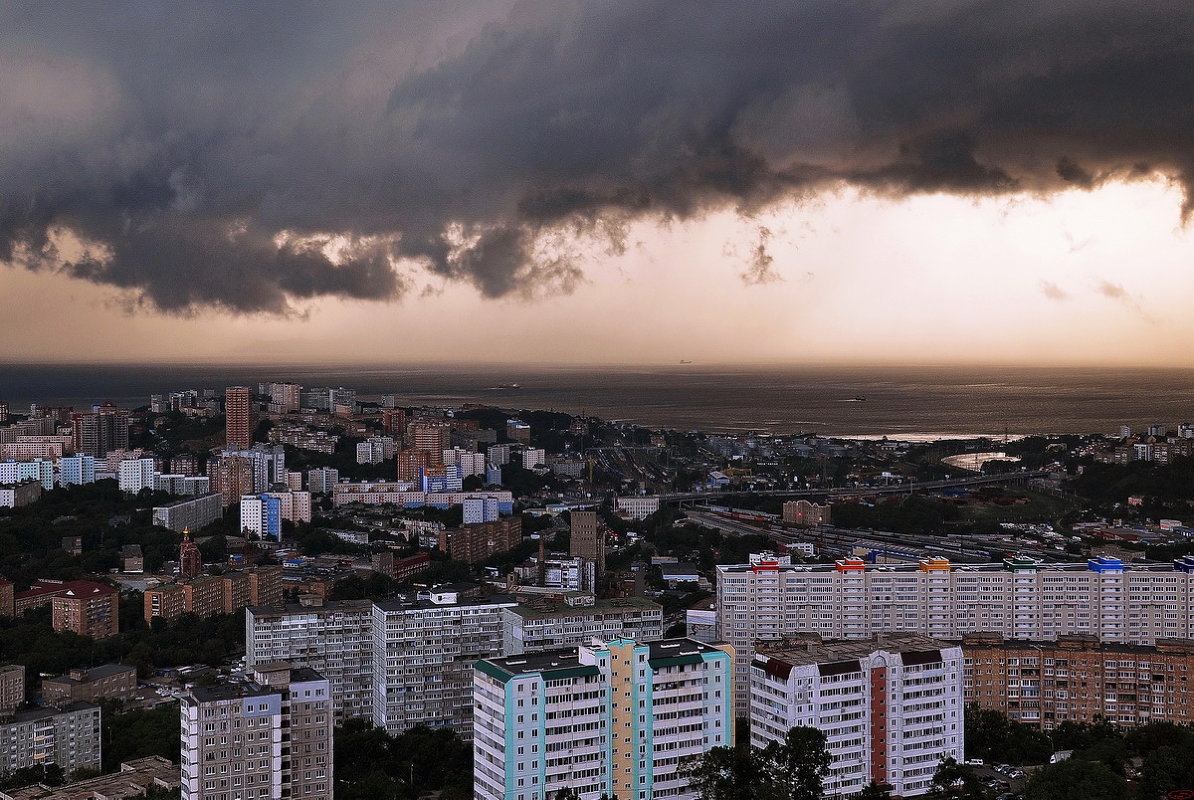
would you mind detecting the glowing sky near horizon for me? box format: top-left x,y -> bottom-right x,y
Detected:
6,178 -> 1193,366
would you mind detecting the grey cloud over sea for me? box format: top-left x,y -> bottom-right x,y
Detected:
3,0 -> 1194,313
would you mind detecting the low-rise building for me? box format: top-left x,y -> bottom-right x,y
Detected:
0,755 -> 179,800
42,664 -> 137,707
152,493 -> 223,533
615,495 -> 661,520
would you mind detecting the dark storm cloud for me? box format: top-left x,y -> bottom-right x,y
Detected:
4,0 -> 1194,313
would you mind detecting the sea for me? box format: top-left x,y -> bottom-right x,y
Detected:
0,362 -> 1189,440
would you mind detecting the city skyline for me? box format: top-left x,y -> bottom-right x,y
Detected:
4,2 -> 1194,366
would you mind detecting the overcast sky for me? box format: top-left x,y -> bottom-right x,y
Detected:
4,1 -> 1194,365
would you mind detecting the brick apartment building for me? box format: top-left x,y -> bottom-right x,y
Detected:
437,517 -> 522,564
963,632 -> 1194,729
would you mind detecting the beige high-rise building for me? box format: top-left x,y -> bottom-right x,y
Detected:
224,387 -> 253,449
569,510 -> 605,577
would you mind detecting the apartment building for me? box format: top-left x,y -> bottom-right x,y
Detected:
20,581 -> 121,639
371,592 -> 517,739
0,578 -> 13,617
246,600 -> 375,722
962,632 -> 1194,729
179,664 -> 332,800
42,664 -> 137,707
0,703 -> 102,776
152,493 -> 224,533
0,664 -> 24,716
501,596 -> 665,655
473,638 -> 733,800
144,566 -> 283,623
751,633 -> 964,797
438,517 -> 522,564
569,510 -> 605,575
716,553 -> 1194,714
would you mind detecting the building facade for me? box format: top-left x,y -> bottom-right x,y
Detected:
224,387 -> 253,449
180,664 -> 332,800
370,593 -> 516,739
501,596 -> 665,655
716,554 -> 1194,714
751,633 -> 964,798
438,518 -> 522,564
152,493 -> 224,533
0,703 -> 102,776
246,601 -> 375,722
473,638 -> 733,800
569,511 -> 605,576
962,632 -> 1194,729
0,664 -> 24,716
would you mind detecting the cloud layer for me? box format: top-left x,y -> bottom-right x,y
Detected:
3,0 -> 1194,313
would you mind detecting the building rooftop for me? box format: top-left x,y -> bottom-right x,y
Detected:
15,580 -> 116,600
43,663 -> 134,686
0,755 -> 179,800
10,702 -> 99,723
373,593 -> 516,612
960,632 -> 1194,656
481,649 -> 589,680
505,596 -> 662,620
187,682 -> 279,704
755,632 -> 953,669
247,599 -> 374,617
717,558 -> 1190,575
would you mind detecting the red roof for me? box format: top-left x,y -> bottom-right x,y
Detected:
16,580 -> 116,600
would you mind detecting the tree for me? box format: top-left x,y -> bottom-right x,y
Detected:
1138,740 -> 1194,800
930,757 -> 987,800
857,782 -> 892,800
757,726 -> 831,800
1023,759 -> 1127,800
681,725 -> 829,800
679,741 -> 760,800
964,705 -> 1052,765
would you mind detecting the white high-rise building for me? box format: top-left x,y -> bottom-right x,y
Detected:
462,496 -> 500,524
180,663 -> 333,800
750,633 -> 964,797
371,592 -> 516,739
716,553 -> 1194,715
246,601 -> 375,722
118,457 -> 157,493
473,638 -> 733,800
520,447 -> 546,471
58,454 -> 96,487
0,458 -> 55,490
